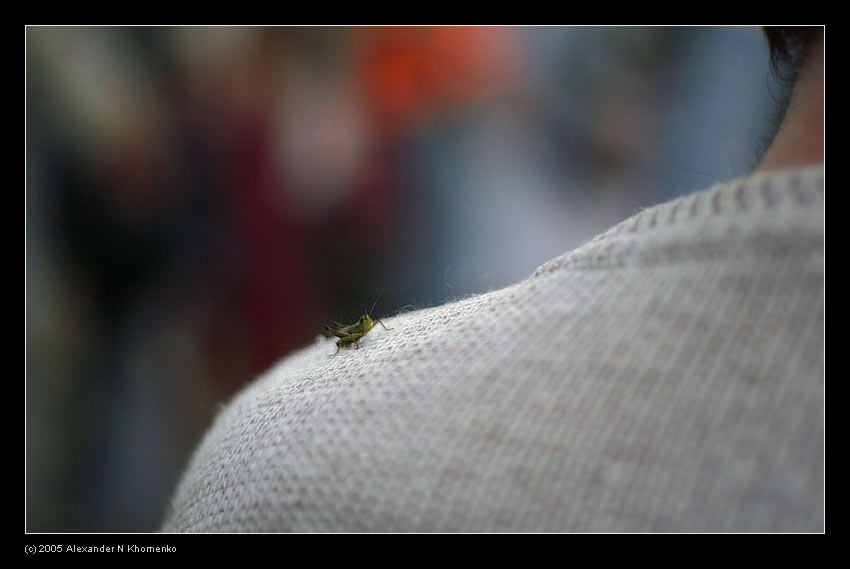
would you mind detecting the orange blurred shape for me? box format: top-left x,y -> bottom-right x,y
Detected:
358,26 -> 519,137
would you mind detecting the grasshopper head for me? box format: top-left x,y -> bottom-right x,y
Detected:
360,314 -> 372,329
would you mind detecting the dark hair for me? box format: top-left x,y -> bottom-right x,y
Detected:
763,26 -> 822,85
751,26 -> 822,169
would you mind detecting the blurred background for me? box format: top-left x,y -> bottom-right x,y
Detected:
26,26 -> 783,532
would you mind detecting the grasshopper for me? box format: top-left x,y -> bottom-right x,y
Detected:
324,290 -> 391,355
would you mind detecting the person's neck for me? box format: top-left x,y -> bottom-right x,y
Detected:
757,39 -> 824,173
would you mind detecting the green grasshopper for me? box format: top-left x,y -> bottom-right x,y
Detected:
324,290 -> 391,355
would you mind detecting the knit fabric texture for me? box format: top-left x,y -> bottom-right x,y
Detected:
162,165 -> 824,532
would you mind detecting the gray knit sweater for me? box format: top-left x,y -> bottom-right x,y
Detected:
162,165 -> 824,532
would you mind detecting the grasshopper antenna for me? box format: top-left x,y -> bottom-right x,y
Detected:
368,288 -> 387,317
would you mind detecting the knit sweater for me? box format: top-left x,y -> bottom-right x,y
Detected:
161,165 -> 824,532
